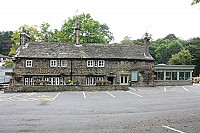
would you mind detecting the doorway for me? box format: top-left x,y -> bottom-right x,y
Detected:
107,77 -> 114,85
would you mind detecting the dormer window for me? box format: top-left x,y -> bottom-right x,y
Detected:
26,60 -> 32,67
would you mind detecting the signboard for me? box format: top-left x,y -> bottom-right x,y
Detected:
131,71 -> 138,81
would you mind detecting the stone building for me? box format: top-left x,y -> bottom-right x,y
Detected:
8,21 -> 155,91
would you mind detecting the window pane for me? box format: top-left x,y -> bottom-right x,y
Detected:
125,76 -> 128,83
179,72 -> 184,80
172,72 -> 177,80
61,60 -> 67,67
185,72 -> 190,80
57,60 -> 60,67
154,72 -> 158,80
98,60 -> 104,67
166,72 -> 171,80
158,72 -> 164,80
94,60 -> 98,67
26,60 -> 32,67
121,76 -> 124,83
87,60 -> 93,67
50,60 -> 57,67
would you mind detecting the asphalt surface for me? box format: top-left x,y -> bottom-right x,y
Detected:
0,85 -> 200,133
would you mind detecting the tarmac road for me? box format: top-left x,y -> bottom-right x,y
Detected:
0,85 -> 199,133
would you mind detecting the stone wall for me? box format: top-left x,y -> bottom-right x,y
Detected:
12,58 -> 155,87
154,80 -> 193,86
5,85 -> 129,93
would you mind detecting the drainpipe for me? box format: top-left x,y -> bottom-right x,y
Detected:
70,59 -> 73,81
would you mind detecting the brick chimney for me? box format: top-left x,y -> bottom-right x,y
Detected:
75,17 -> 80,45
20,27 -> 30,46
144,32 -> 150,56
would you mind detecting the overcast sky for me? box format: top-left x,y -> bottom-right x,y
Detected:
0,0 -> 200,42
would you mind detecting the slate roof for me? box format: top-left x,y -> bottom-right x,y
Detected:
16,42 -> 154,61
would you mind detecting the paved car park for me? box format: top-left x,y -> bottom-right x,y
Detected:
0,85 -> 199,133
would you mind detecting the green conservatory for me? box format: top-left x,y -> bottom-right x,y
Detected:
154,65 -> 195,86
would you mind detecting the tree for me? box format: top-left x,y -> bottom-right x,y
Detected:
0,31 -> 13,55
192,0 -> 200,5
58,13 -> 114,44
184,38 -> 200,76
120,36 -> 134,45
9,25 -> 41,56
164,34 -> 177,41
168,49 -> 192,65
154,39 -> 183,64
40,22 -> 58,42
155,43 -> 169,64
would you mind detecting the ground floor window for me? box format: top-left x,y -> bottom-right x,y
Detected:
24,78 -> 33,85
120,75 -> 129,84
172,72 -> 177,80
185,72 -> 190,80
24,77 -> 70,86
179,72 -> 185,80
154,72 -> 164,80
155,71 -> 191,81
166,72 -> 171,80
86,77 -> 104,85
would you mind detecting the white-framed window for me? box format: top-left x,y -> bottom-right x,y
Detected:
60,77 -> 63,85
24,77 -> 33,85
25,78 -> 28,85
87,60 -> 93,67
97,77 -> 103,81
61,60 -> 68,67
26,60 -> 32,67
87,60 -> 105,67
45,77 -> 49,85
50,60 -> 57,67
86,77 -> 95,85
98,60 -> 104,67
57,60 -> 61,67
49,77 -> 56,85
56,77 -> 59,85
94,60 -> 98,67
120,75 -> 129,84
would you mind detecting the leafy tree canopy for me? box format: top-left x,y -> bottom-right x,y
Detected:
58,13 -> 114,44
191,0 -> 200,5
0,31 -> 13,55
168,49 -> 192,65
120,36 -> 134,45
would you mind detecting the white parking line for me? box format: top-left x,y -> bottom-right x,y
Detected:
182,86 -> 189,92
82,92 -> 86,98
164,87 -> 167,93
162,125 -> 185,133
105,91 -> 115,98
193,83 -> 200,86
127,91 -> 143,97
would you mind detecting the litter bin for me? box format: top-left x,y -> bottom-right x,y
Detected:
128,81 -> 131,86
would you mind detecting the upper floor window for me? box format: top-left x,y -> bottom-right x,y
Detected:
50,60 -> 68,68
50,60 -> 57,67
87,60 -> 93,67
98,60 -> 104,67
87,60 -> 105,68
61,60 -> 68,67
94,60 -> 98,67
26,60 -> 32,67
